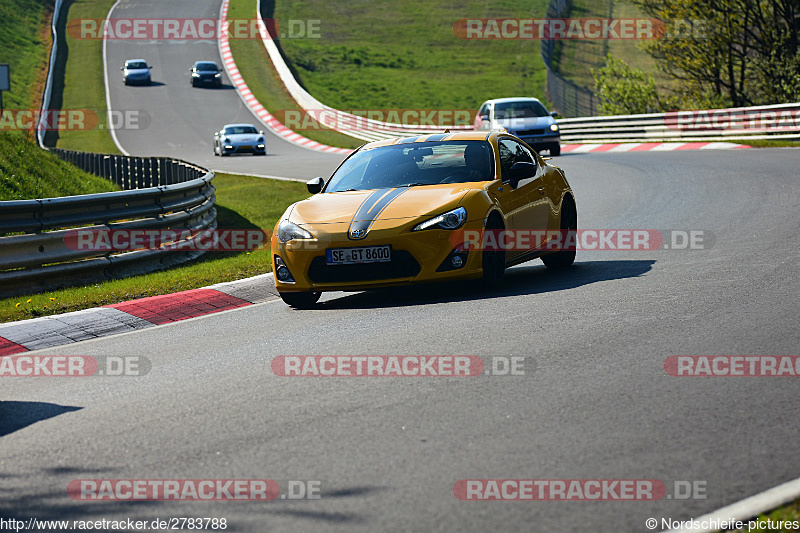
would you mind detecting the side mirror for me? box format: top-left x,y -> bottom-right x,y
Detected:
259,130 -> 264,135
507,161 -> 536,188
119,67 -> 124,70
306,177 -> 324,194
149,66 -> 153,69
550,111 -> 559,118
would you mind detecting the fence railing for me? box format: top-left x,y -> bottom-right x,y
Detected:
0,151 -> 216,298
49,148 -> 209,188
558,102 -> 800,142
541,0 -> 601,118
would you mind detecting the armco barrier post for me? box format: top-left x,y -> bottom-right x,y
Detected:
149,158 -> 158,187
159,159 -> 169,185
134,158 -> 144,189
102,155 -> 111,179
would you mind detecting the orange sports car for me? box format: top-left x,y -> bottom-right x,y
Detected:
271,131 -> 577,308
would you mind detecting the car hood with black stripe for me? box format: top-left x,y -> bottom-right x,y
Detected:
289,184 -> 476,227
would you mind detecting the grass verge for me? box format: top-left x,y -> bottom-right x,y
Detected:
230,0 -> 550,144
50,0 -> 119,153
227,0 -> 362,149
0,0 -> 52,111
1,172 -> 308,323
0,129 -> 118,200
738,139 -> 800,149
272,0 -> 549,111
728,499 -> 800,532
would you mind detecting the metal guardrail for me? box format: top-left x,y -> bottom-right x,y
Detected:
49,148 -> 208,188
37,0 -> 64,148
541,0 -> 601,118
0,151 -> 216,298
558,102 -> 800,142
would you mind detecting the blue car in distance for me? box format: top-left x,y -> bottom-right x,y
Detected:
475,97 -> 561,156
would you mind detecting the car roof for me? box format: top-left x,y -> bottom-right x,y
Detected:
194,61 -> 219,66
222,123 -> 258,128
125,59 -> 148,64
483,97 -> 544,105
363,131 -> 494,149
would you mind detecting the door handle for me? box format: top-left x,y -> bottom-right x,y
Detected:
538,187 -> 545,195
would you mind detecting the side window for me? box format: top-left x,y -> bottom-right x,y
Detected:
478,104 -> 488,118
498,138 -> 536,181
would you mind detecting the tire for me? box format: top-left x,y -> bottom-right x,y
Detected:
481,215 -> 506,287
550,144 -> 561,157
542,198 -> 576,268
279,291 -> 321,309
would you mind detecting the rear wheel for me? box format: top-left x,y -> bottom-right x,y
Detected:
542,198 -> 576,268
279,291 -> 321,309
481,215 -> 506,287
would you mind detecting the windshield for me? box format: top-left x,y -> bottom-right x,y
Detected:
224,126 -> 258,135
494,100 -> 549,119
326,141 -> 495,192
126,61 -> 148,69
196,62 -> 219,72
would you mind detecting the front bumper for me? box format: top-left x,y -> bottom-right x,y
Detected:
124,76 -> 151,85
220,143 -> 266,154
516,134 -> 560,150
193,76 -> 222,86
271,219 -> 485,293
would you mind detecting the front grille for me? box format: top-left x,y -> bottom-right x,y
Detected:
308,251 -> 421,283
517,129 -> 545,136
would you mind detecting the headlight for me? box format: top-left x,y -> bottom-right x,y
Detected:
278,220 -> 314,242
257,136 -> 264,143
550,124 -> 559,132
224,137 -> 231,143
192,72 -> 199,77
413,207 -> 467,231
215,73 -> 222,77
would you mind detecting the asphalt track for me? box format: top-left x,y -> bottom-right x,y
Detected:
104,0 -> 346,179
3,0 -> 800,531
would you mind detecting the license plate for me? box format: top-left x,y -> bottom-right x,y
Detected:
326,245 -> 391,265
241,145 -> 252,150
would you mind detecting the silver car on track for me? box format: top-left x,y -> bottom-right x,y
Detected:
121,59 -> 152,86
476,97 -> 561,156
213,124 -> 266,156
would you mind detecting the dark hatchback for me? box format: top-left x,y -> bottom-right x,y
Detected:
190,61 -> 223,87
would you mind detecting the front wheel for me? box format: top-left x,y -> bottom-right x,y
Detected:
550,144 -> 561,157
542,199 -> 576,268
481,216 -> 506,287
279,291 -> 321,309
